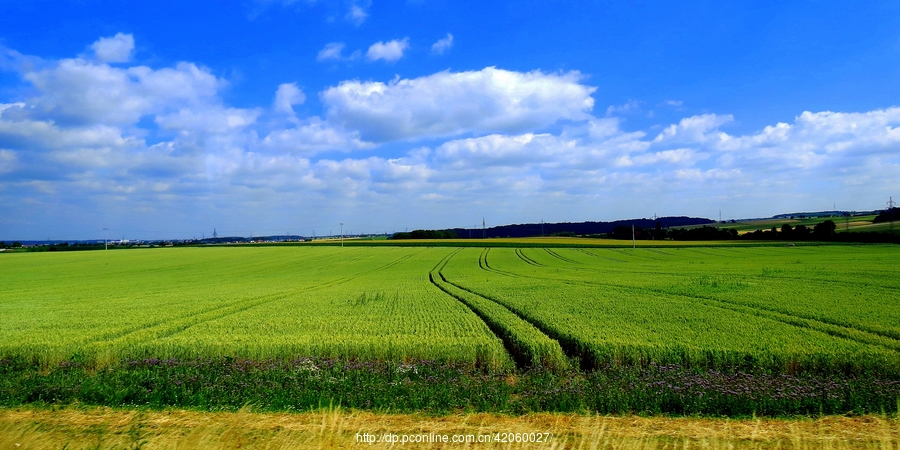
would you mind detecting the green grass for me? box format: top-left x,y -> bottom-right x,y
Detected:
1,244 -> 899,416
0,247 -> 510,369
439,247 -> 900,374
2,245 -> 899,374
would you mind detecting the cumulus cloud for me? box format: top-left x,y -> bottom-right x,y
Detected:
346,3 -> 369,26
435,133 -> 573,170
606,100 -> 642,117
22,59 -> 222,126
260,117 -> 373,156
3,34 -> 900,239
713,108 -> 900,172
317,42 -> 347,61
0,149 -> 17,173
431,33 -> 454,54
718,109 -> 900,154
248,0 -> 368,26
366,38 -> 409,62
617,148 -> 707,167
155,107 -> 261,135
653,113 -> 733,144
321,67 -> 597,142
91,33 -> 135,63
273,83 -> 305,115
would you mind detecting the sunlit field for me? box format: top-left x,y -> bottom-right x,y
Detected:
1,244 -> 898,419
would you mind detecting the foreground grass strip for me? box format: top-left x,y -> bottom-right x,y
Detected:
1,406 -> 898,449
4,357 -> 897,416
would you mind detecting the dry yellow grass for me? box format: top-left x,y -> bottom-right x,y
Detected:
1,407 -> 897,449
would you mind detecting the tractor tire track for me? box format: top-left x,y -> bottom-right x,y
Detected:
574,248 -> 625,263
544,249 -> 581,264
429,249 -> 568,371
482,269 -> 900,352
515,248 -> 543,266
478,248 -> 520,278
439,275 -> 599,371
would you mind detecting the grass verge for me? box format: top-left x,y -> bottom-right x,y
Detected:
2,357 -> 898,417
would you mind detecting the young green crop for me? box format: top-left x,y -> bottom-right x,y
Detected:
441,246 -> 900,374
429,250 -> 568,371
1,243 -> 898,376
0,247 -> 510,369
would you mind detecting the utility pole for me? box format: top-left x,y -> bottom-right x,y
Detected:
541,219 -> 544,237
103,227 -> 109,250
632,224 -> 635,249
482,218 -> 486,239
889,197 -> 896,232
340,223 -> 344,247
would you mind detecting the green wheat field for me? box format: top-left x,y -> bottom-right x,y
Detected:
1,243 -> 899,418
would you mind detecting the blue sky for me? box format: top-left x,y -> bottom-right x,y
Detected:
1,1 -> 899,240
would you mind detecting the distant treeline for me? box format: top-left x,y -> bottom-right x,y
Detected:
617,220 -> 900,244
449,217 -> 714,239
610,225 -> 738,241
873,208 -> 898,224
390,229 -> 459,240
739,221 -> 837,240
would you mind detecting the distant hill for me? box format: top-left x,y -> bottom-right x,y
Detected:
772,210 -> 878,219
449,216 -> 714,239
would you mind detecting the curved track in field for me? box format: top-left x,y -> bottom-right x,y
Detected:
461,248 -> 900,354
429,249 -> 570,371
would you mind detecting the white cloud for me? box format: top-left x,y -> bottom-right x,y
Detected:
346,3 -> 369,26
366,38 -> 409,62
247,0 -> 365,25
713,108 -> 900,171
431,33 -> 454,54
0,104 -> 142,154
0,102 -> 26,116
317,42 -> 347,61
22,59 -> 222,126
155,107 -> 261,134
90,33 -> 135,63
621,148 -> 708,167
606,100 -> 642,117
260,117 -> 373,156
653,113 -> 733,144
321,67 -> 596,142
4,34 -> 900,239
0,149 -> 17,173
435,133 -> 572,169
273,83 -> 305,115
